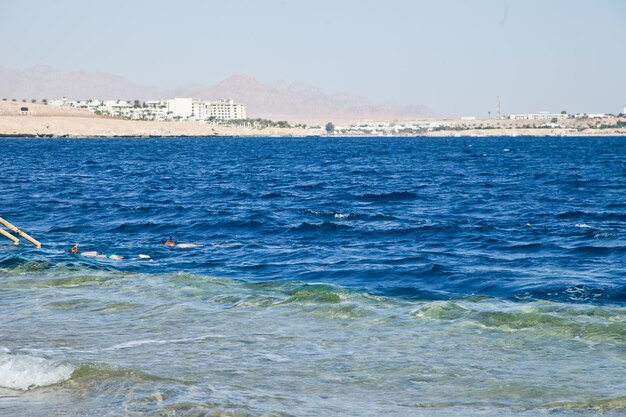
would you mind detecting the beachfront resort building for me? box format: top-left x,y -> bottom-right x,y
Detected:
49,97 -> 247,122
165,98 -> 246,120
208,99 -> 246,120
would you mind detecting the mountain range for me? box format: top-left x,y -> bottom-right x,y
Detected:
0,66 -> 433,123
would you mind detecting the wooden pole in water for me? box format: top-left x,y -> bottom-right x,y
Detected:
0,228 -> 19,245
0,217 -> 41,248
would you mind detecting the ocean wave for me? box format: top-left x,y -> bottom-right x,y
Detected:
556,210 -> 586,219
220,219 -> 267,229
419,263 -> 453,277
279,283 -> 347,304
366,222 -> 459,237
289,221 -> 352,233
68,363 -> 193,386
545,395 -> 626,411
497,242 -> 548,252
412,300 -> 626,343
569,245 -> 626,256
0,259 -> 50,273
355,191 -> 418,202
303,209 -> 363,220
106,334 -> 224,351
0,353 -> 74,390
557,211 -> 626,222
2,261 -> 626,306
303,209 -> 396,221
260,191 -> 291,199
107,222 -> 172,234
1,274 -> 113,289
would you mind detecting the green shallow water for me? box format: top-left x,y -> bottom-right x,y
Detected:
1,266 -> 626,416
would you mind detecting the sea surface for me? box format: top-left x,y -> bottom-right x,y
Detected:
0,136 -> 625,416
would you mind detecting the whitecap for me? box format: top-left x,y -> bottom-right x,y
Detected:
575,223 -> 593,229
0,353 -> 74,390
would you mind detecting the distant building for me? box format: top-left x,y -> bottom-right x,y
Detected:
192,100 -> 208,119
573,113 -> 608,119
207,99 -> 246,120
509,112 -> 566,120
166,97 -> 246,120
167,98 -> 193,118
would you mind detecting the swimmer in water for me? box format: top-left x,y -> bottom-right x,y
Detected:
164,236 -> 201,248
68,244 -> 150,260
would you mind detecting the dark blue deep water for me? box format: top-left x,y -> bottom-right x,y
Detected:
3,137 -> 625,303
1,137 -> 626,416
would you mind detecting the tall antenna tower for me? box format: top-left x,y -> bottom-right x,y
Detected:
496,96 -> 501,119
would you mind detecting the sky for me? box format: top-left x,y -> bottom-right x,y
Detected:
0,0 -> 624,116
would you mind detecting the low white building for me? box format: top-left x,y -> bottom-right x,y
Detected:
509,112 -> 567,120
573,113 -> 608,119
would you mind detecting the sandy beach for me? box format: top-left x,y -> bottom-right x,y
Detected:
0,101 -> 308,137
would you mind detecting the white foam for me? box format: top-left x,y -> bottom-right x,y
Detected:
263,353 -> 290,363
107,333 -> 225,351
0,353 -> 74,390
575,223 -> 593,229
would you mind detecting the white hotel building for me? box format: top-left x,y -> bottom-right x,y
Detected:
166,98 -> 246,120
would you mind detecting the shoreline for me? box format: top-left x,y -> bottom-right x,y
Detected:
1,101 -> 624,138
2,131 -> 625,139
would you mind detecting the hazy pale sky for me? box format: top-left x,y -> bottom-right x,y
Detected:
1,0 -> 624,115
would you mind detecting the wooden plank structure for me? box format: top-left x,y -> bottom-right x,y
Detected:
0,228 -> 20,245
0,217 -> 41,248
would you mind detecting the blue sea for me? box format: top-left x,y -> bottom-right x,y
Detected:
1,136 -> 625,416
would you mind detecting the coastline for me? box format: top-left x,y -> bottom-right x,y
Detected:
1,115 -> 624,138
1,102 -> 624,138
0,115 -> 309,138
